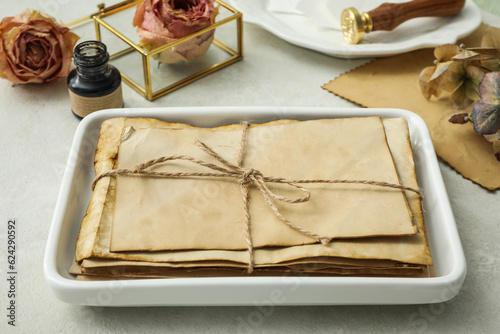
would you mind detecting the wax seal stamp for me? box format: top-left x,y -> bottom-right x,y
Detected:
341,8 -> 373,45
341,0 -> 465,44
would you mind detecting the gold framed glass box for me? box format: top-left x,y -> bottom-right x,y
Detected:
71,0 -> 243,101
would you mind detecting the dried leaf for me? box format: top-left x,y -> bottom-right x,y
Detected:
453,47 -> 500,72
451,84 -> 474,110
466,47 -> 500,57
465,66 -> 485,101
478,72 -> 500,105
471,72 -> 500,135
481,27 -> 500,49
479,27 -> 500,71
430,61 -> 453,81
452,49 -> 495,61
434,44 -> 460,61
472,103 -> 500,135
444,64 -> 483,109
419,66 -> 442,99
481,59 -> 500,72
441,61 -> 467,92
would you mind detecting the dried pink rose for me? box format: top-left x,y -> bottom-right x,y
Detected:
0,9 -> 79,84
133,0 -> 218,63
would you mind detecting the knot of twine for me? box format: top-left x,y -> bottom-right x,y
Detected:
92,122 -> 423,273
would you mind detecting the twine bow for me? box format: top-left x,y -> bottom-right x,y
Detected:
92,122 -> 423,273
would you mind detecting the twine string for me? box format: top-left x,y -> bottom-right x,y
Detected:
92,122 -> 423,273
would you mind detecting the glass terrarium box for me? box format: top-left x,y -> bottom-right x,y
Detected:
71,0 -> 243,101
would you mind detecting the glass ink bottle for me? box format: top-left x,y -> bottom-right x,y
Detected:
67,41 -> 123,118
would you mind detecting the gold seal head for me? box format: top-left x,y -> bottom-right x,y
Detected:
341,7 -> 373,44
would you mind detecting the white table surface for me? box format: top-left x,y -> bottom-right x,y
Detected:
1,1 -> 499,333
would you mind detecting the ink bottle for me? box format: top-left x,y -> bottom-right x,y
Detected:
67,41 -> 123,118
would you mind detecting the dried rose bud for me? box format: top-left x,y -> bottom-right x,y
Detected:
133,0 -> 218,64
0,9 -> 79,84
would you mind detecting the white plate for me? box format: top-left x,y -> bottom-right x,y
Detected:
228,0 -> 481,58
44,107 -> 466,306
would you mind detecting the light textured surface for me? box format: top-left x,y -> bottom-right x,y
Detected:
473,0 -> 500,16
0,1 -> 499,333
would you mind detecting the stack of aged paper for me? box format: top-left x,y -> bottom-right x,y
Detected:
70,117 -> 433,280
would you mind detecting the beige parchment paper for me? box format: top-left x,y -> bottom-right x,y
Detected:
109,117 -> 416,252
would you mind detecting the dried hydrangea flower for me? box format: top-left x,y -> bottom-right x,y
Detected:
441,61 -> 484,110
419,44 -> 460,100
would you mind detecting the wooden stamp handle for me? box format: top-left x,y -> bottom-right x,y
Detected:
369,0 -> 466,32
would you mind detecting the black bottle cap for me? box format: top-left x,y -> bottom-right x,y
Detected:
73,41 -> 110,68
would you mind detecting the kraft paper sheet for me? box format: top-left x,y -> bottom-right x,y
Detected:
323,24 -> 500,190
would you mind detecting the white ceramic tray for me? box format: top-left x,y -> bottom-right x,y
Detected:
44,107 -> 466,306
228,0 -> 481,58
